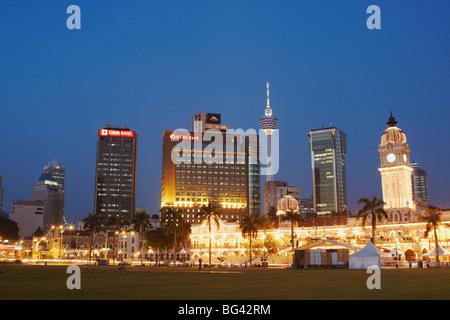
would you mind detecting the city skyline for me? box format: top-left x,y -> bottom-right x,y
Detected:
1,1 -> 450,223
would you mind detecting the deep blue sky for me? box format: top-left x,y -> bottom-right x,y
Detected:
1,1 -> 449,223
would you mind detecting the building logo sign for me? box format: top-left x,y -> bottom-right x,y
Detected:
99,129 -> 135,138
206,113 -> 221,124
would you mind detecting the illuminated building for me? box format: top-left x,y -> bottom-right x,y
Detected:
31,173 -> 64,231
308,127 -> 348,215
259,81 -> 278,183
44,159 -> 66,220
161,113 -> 260,224
44,159 -> 65,196
411,162 -> 429,206
189,208 -> 450,266
94,125 -> 138,225
378,114 -> 415,210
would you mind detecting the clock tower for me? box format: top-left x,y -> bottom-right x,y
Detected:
378,114 -> 415,210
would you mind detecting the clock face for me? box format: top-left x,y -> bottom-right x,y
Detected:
387,153 -> 396,163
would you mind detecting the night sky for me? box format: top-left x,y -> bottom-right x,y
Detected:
1,1 -> 449,223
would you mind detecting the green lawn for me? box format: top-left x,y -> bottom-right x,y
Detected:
0,264 -> 449,300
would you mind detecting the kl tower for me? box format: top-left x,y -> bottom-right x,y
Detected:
259,80 -> 278,182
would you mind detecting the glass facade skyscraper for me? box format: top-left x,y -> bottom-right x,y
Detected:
31,173 -> 64,231
94,126 -> 138,225
411,162 -> 429,206
308,127 -> 347,215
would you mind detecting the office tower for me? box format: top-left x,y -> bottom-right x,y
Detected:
411,162 -> 429,206
263,181 -> 300,216
259,81 -> 278,182
378,114 -> 415,210
44,159 -> 65,196
161,113 -> 260,224
94,126 -> 138,225
31,173 -> 64,231
0,176 -> 4,213
308,127 -> 348,215
44,159 -> 65,219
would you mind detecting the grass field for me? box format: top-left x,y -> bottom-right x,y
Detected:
0,264 -> 449,300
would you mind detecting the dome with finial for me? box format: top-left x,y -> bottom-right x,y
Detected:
381,113 -> 407,146
277,194 -> 299,213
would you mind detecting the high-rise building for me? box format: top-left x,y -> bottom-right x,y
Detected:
161,113 -> 260,224
259,81 -> 278,183
44,159 -> 65,196
0,176 -> 4,213
44,159 -> 65,219
411,162 -> 429,206
94,126 -> 138,225
263,181 -> 300,216
378,114 -> 415,210
308,127 -> 348,215
31,173 -> 64,231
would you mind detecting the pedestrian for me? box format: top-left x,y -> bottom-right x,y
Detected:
198,258 -> 202,272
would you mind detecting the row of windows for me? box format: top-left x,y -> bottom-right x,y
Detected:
176,168 -> 245,174
176,164 -> 246,169
176,187 -> 245,194
176,181 -> 243,189
176,177 -> 246,183
176,191 -> 246,197
176,198 -> 245,203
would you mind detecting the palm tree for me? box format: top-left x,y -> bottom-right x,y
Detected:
196,203 -> 221,266
357,196 -> 388,245
258,214 -> 274,265
132,210 -> 152,264
107,216 -> 124,266
267,206 -> 279,228
240,214 -> 261,267
82,213 -> 102,263
280,210 -> 304,251
164,208 -> 184,266
420,206 -> 443,267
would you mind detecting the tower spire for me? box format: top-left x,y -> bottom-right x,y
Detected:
265,80 -> 272,116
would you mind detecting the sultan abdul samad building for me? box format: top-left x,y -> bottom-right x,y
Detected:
189,113 -> 450,266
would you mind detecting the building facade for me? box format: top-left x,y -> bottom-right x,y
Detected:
44,159 -> 66,221
378,114 -> 415,210
31,173 -> 64,231
10,200 -> 45,238
411,162 -> 429,206
161,113 -> 260,224
308,127 -> 348,215
94,126 -> 138,225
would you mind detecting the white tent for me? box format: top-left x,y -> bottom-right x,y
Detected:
349,241 -> 390,269
423,242 -> 450,257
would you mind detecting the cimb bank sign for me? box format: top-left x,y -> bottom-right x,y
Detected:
170,122 -> 279,177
